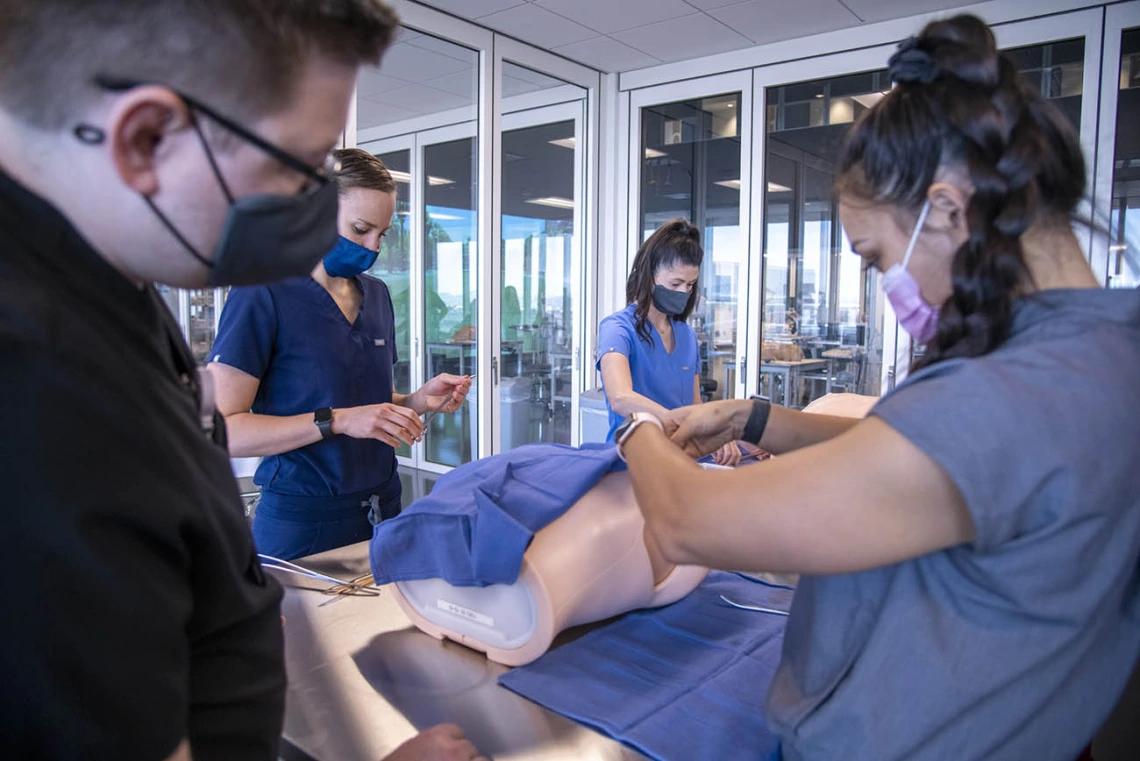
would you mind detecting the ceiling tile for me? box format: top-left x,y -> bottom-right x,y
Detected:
477,3 -> 598,48
841,0 -> 980,23
612,13 -> 754,63
422,70 -> 479,98
416,0 -> 526,20
404,33 -> 479,65
503,74 -> 546,98
357,98 -> 420,130
357,69 -> 414,99
535,0 -> 692,35
682,0 -> 751,8
379,40 -> 471,82
554,36 -> 661,72
372,84 -> 474,115
708,0 -> 861,45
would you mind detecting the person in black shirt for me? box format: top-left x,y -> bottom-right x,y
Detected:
0,2 -> 483,760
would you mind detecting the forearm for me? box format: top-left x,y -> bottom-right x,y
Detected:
624,426 -> 710,565
608,389 -> 671,418
222,411 -> 323,458
392,391 -> 419,413
758,405 -> 859,454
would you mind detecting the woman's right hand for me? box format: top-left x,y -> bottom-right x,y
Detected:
663,399 -> 749,458
382,724 -> 486,761
333,403 -> 425,448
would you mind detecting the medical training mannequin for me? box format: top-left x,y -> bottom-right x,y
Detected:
392,468 -> 707,666
620,15 -> 1140,761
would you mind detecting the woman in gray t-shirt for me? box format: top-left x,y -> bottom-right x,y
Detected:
616,13 -> 1140,761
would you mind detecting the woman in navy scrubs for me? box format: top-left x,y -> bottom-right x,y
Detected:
597,218 -> 743,466
209,149 -> 471,560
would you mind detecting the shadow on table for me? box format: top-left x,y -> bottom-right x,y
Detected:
353,627 -> 578,757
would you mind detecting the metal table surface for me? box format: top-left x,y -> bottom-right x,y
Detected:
274,541 -> 648,761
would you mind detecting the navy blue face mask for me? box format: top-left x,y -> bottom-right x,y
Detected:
652,284 -> 691,316
323,235 -> 380,278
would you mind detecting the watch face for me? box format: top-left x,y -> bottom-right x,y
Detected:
614,415 -> 635,442
315,407 -> 333,424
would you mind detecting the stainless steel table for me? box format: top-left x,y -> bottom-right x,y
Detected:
275,542 -> 647,761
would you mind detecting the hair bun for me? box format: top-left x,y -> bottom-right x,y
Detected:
908,15 -> 1001,91
666,218 -> 700,242
888,37 -> 939,85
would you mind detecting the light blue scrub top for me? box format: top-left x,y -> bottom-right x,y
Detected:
596,304 -> 699,441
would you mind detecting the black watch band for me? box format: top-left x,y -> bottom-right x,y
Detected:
314,407 -> 334,440
742,399 -> 771,446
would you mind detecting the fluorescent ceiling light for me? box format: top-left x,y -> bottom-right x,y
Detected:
385,170 -> 454,186
767,182 -> 792,193
644,148 -> 666,158
715,179 -> 741,190
525,196 -> 575,210
548,137 -> 576,149
428,212 -> 463,220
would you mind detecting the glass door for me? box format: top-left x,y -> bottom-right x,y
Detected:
356,26 -> 481,473
759,65 -> 891,407
498,63 -> 588,451
629,72 -> 753,405
421,124 -> 480,468
1097,2 -> 1140,289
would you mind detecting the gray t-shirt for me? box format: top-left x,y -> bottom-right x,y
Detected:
767,288 -> 1140,761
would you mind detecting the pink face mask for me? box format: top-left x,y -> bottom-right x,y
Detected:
881,201 -> 940,345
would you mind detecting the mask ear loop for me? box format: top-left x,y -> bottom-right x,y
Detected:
901,200 -> 932,272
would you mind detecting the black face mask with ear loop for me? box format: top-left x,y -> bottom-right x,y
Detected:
73,77 -> 340,287
652,284 -> 691,316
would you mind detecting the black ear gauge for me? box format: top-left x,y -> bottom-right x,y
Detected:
73,124 -> 107,145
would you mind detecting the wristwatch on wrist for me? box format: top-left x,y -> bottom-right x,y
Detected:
614,412 -> 665,462
314,407 -> 334,440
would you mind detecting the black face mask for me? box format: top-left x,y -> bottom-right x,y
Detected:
652,284 -> 691,316
75,77 -> 341,287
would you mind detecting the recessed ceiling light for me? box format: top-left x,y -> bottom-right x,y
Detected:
644,148 -> 666,158
548,137 -> 576,149
385,170 -> 454,186
767,181 -> 792,193
525,196 -> 575,210
715,179 -> 741,190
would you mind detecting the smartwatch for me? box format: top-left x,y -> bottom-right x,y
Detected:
614,412 -> 664,462
314,407 -> 334,440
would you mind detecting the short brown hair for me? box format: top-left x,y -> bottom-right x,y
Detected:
333,148 -> 396,195
0,0 -> 399,129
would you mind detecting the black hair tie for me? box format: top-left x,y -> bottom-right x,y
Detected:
888,36 -> 939,85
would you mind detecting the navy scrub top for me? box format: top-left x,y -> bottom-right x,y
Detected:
596,304 -> 699,441
210,274 -> 399,498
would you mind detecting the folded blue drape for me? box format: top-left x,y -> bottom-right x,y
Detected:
370,443 -> 624,587
499,572 -> 792,761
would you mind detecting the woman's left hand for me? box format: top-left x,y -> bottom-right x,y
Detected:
713,441 -> 742,468
416,374 -> 472,415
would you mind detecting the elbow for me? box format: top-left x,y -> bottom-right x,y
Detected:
608,392 -> 638,417
641,484 -> 701,567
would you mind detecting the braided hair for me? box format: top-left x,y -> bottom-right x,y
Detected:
626,218 -> 704,345
837,14 -> 1087,369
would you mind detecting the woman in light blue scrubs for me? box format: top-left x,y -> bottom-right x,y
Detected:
597,218 -> 742,466
209,149 -> 471,560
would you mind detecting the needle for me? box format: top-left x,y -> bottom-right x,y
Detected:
421,374 -> 475,429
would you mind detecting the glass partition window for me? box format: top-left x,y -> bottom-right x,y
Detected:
499,62 -> 586,451
1108,28 -> 1140,289
763,70 -> 891,407
358,27 -> 480,471
639,92 -> 743,402
368,148 -> 412,458
423,136 -> 478,467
